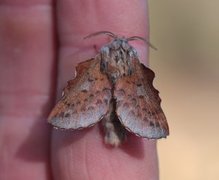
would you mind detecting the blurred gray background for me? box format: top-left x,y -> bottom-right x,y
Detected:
149,1 -> 219,180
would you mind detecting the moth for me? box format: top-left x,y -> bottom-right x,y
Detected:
48,31 -> 169,147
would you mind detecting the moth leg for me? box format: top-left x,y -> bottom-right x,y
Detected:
102,99 -> 127,147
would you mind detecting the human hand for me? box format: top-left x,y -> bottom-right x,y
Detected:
0,0 -> 159,179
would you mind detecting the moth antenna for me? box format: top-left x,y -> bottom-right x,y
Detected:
127,36 -> 157,50
84,31 -> 117,39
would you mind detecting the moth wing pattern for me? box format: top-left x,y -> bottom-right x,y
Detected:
48,58 -> 112,129
114,60 -> 169,139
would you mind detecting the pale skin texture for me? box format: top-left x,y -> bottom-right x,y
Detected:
0,0 -> 159,180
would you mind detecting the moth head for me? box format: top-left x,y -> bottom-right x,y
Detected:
84,31 -> 157,50
110,37 -> 130,51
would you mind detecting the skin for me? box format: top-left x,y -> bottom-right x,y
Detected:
0,0 -> 159,179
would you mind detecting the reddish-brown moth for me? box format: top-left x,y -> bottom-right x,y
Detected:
48,31 -> 169,147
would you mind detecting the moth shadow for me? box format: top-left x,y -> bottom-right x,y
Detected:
119,133 -> 145,159
52,127 -> 91,147
15,118 -> 90,163
15,118 -> 51,163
